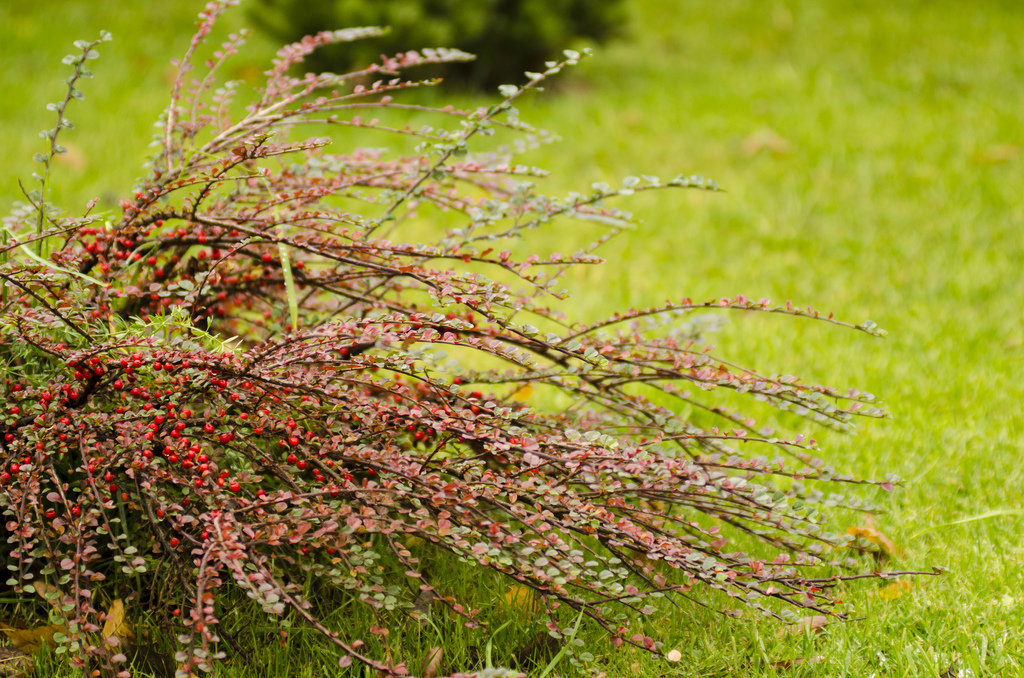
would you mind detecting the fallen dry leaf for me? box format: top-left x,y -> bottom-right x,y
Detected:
847,521 -> 900,560
51,142 -> 88,172
1,625 -> 64,654
776,615 -> 830,639
32,581 -> 63,614
502,584 -> 543,616
411,588 -> 436,620
741,128 -> 792,157
973,143 -> 1019,166
510,384 -> 534,402
0,647 -> 34,678
421,646 -> 443,678
102,599 -> 135,642
877,579 -> 913,601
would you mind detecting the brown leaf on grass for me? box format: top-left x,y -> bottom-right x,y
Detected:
0,647 -> 34,678
1,625 -> 64,653
32,581 -> 63,614
877,579 -> 913,601
421,646 -> 443,678
101,599 -> 135,643
776,615 -> 830,639
410,588 -> 436,621
741,129 -> 792,157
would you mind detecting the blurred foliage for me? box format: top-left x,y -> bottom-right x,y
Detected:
247,0 -> 627,89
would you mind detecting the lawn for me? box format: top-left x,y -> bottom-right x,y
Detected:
2,1 -> 1023,675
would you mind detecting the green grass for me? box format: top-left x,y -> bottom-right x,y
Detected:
3,0 -> 1024,675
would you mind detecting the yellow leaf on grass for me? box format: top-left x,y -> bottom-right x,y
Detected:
847,526 -> 899,558
877,580 -> 913,601
847,520 -> 900,559
510,384 -> 534,402
1,625 -> 64,653
503,585 -> 543,616
102,599 -> 135,642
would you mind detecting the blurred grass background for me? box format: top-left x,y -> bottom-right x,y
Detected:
2,0 -> 1023,675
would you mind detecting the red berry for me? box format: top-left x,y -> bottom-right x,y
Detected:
169,537 -> 180,547
229,482 -> 241,493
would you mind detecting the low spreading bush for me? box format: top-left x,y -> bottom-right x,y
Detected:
247,0 -> 627,89
0,2 -> 915,675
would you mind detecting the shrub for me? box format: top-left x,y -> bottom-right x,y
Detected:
247,0 -> 628,89
1,1 -> 915,675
